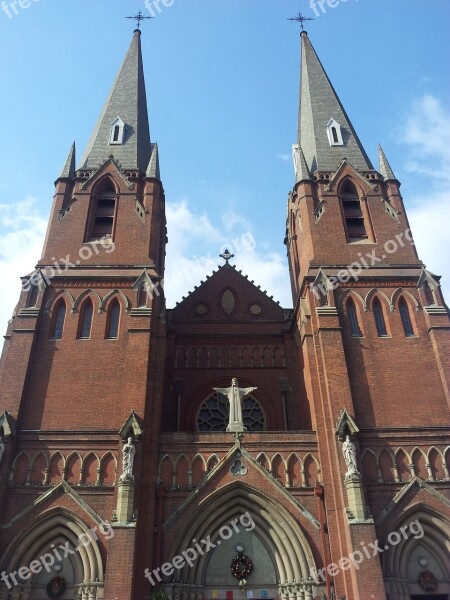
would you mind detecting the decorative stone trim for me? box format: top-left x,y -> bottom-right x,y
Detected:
17,308 -> 40,317
130,307 -> 152,317
316,306 -> 338,316
425,305 -> 448,315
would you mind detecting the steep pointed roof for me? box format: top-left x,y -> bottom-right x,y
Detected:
298,32 -> 373,173
378,144 -> 396,180
146,143 -> 160,179
293,144 -> 311,182
170,263 -> 288,320
59,142 -> 76,179
79,30 -> 151,173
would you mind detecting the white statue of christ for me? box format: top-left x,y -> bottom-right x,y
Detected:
213,378 -> 257,432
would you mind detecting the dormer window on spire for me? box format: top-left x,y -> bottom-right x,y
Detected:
326,118 -> 343,146
109,117 -> 125,145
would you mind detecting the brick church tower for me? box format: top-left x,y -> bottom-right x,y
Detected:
0,26 -> 449,600
0,29 -> 167,600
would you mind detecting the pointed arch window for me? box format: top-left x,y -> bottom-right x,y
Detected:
340,180 -> 368,240
423,281 -> 435,306
331,127 -> 339,143
318,289 -> 328,306
313,280 -> 328,307
399,297 -> 414,337
347,298 -> 361,336
326,118 -> 343,146
88,183 -> 117,241
109,117 -> 125,145
51,301 -> 66,339
106,301 -> 120,339
27,285 -> 39,308
78,299 -> 93,339
373,298 -> 387,336
137,284 -> 147,308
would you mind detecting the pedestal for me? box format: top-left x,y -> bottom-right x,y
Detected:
116,477 -> 136,524
345,474 -> 367,521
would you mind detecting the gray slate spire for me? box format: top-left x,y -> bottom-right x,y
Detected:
293,144 -> 311,182
378,144 -> 396,180
298,32 -> 373,173
146,143 -> 160,179
59,142 -> 76,179
79,30 -> 151,173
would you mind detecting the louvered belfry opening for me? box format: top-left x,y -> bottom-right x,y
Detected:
88,184 -> 117,241
340,180 -> 367,240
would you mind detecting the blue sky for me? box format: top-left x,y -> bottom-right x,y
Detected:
0,0 -> 449,331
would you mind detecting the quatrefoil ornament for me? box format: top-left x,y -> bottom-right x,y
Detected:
230,458 -> 248,476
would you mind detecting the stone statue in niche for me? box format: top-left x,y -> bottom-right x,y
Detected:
342,435 -> 360,478
213,378 -> 257,432
120,437 -> 136,481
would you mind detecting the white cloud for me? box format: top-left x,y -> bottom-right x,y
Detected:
398,97 -> 449,187
0,197 -> 292,335
399,94 -> 450,304
277,152 -> 290,162
164,200 -> 292,308
221,210 -> 251,232
0,197 -> 47,333
229,247 -> 291,306
165,199 -> 219,254
400,94 -> 450,182
408,193 -> 450,303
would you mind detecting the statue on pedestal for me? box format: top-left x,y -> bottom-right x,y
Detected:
120,437 -> 136,481
342,435 -> 360,477
213,378 -> 257,432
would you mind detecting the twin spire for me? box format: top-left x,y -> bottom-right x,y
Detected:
297,31 -> 395,180
61,30 -> 155,178
59,28 -> 395,184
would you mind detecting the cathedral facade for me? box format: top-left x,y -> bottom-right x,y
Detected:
0,26 -> 449,600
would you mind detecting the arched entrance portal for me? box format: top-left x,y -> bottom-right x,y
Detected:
0,509 -> 105,599
383,508 -> 450,600
164,484 -> 317,600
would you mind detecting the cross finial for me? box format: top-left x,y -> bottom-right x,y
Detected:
287,12 -> 314,32
126,10 -> 153,31
219,249 -> 235,264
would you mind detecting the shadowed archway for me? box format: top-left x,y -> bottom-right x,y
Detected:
163,482 -> 318,599
0,508 -> 105,600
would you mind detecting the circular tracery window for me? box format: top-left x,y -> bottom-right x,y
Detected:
197,392 -> 265,432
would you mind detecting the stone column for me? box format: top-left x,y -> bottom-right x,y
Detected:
11,589 -> 21,600
345,473 -> 367,521
443,462 -> 450,480
303,579 -> 314,600
116,478 -> 136,523
279,583 -> 290,600
87,586 -> 97,600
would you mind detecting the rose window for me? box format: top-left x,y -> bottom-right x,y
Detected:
197,391 -> 265,431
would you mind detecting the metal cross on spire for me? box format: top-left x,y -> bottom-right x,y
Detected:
287,12 -> 314,31
219,249 -> 235,265
126,10 -> 153,31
